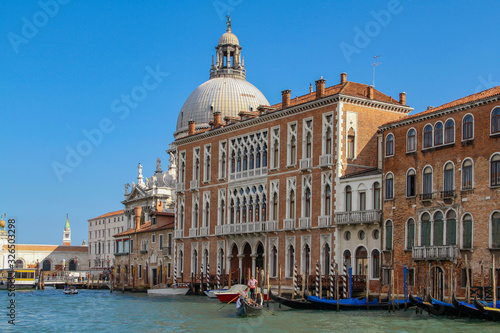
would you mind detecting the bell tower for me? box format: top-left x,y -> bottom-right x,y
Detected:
63,214 -> 71,246
210,15 -> 246,80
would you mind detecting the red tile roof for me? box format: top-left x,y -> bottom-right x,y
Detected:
114,220 -> 174,237
2,244 -> 88,252
89,210 -> 124,220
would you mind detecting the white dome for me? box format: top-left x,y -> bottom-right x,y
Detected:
218,31 -> 239,45
174,77 -> 269,138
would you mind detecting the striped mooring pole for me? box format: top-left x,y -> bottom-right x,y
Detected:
342,261 -> 348,299
315,261 -> 320,297
206,262 -> 210,290
293,261 -> 299,298
330,260 -> 334,299
174,264 -> 177,285
217,264 -> 221,290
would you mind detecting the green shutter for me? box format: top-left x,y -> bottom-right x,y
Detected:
446,219 -> 457,245
407,223 -> 415,249
492,218 -> 500,248
434,219 -> 444,246
422,221 -> 431,246
463,219 -> 472,248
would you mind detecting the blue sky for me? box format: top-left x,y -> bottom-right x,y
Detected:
1,0 -> 499,245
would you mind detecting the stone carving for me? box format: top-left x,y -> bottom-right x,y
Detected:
125,183 -> 130,194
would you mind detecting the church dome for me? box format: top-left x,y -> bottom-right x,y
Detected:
173,17 -> 269,139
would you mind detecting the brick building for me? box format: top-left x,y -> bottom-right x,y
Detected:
379,86 -> 500,300
170,18 -> 411,291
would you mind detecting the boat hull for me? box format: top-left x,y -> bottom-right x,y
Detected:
147,287 -> 190,295
269,290 -> 320,310
236,298 -> 263,317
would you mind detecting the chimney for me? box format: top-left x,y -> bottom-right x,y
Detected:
367,86 -> 374,99
213,111 -> 222,127
188,120 -> 196,135
315,78 -> 326,99
399,92 -> 406,106
427,106 -> 434,110
134,206 -> 142,229
281,89 -> 291,108
340,72 -> 347,84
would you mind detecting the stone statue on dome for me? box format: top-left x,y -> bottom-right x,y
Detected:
138,163 -> 143,177
156,157 -> 162,172
226,15 -> 231,31
125,183 -> 130,194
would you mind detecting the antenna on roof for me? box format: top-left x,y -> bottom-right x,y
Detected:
372,55 -> 382,88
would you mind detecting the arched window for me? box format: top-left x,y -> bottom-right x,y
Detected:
492,212 -> 500,248
407,218 -> 415,250
272,192 -> 278,220
42,259 -> 51,271
434,122 -> 443,145
446,210 -> 457,245
69,259 -> 77,271
249,148 -> 254,170
445,119 -> 455,143
324,184 -> 331,215
348,127 -> 355,159
290,136 -> 296,164
236,151 -> 241,172
491,154 -> 500,187
304,188 -> 311,218
385,134 -> 394,156
193,202 -> 199,228
325,127 -> 332,154
304,244 -> 311,276
443,162 -> 454,194
273,139 -> 279,168
261,196 -> 267,221
242,198 -> 247,223
463,115 -> 473,140
462,214 -> 473,249
371,250 -> 380,279
492,107 -> 500,134
288,245 -> 295,277
248,198 -> 253,223
345,186 -> 352,211
262,147 -> 267,167
15,259 -> 24,269
462,159 -> 473,190
243,149 -> 248,171
373,182 -> 381,210
323,244 -> 330,275
343,250 -> 352,270
271,246 -> 278,277
433,211 -> 444,246
424,124 -> 433,148
305,132 -> 312,158
230,199 -> 235,224
421,213 -> 431,246
355,247 -> 368,276
385,174 -> 394,199
385,221 -> 393,251
255,199 -> 260,222
235,199 -> 240,223
220,199 -> 225,225
204,201 -> 210,227
406,169 -> 416,197
423,166 -> 433,196
230,151 -> 235,173
180,205 -> 185,229
407,128 -> 416,152
192,250 -> 198,274
289,189 -> 295,219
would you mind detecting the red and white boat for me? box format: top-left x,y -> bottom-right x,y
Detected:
214,284 -> 270,302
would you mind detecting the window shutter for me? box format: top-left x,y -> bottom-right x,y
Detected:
446,219 -> 457,245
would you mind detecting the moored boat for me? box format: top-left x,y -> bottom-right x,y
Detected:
204,288 -> 228,298
308,295 -> 412,311
214,284 -> 248,303
427,295 -> 461,317
147,284 -> 190,296
63,285 -> 78,294
0,268 -> 36,290
473,296 -> 500,321
451,294 -> 490,320
269,290 -> 319,310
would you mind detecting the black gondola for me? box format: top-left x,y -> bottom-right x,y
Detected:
410,293 -> 441,315
269,290 -> 320,310
425,295 -> 462,317
236,296 -> 263,317
307,295 -> 419,311
473,296 -> 500,321
451,294 -> 490,320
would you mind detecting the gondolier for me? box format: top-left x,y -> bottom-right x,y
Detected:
248,275 -> 258,300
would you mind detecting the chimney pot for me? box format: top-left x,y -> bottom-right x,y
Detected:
399,92 -> 406,106
188,120 -> 196,135
281,89 -> 291,108
213,111 -> 222,127
427,106 -> 434,110
340,72 -> 347,84
367,86 -> 374,99
315,78 -> 326,99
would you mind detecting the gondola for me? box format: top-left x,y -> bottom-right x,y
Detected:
473,296 -> 500,321
307,295 -> 414,311
451,294 -> 490,320
269,289 -> 320,310
63,285 -> 78,295
410,293 -> 436,315
236,296 -> 263,317
427,295 -> 461,317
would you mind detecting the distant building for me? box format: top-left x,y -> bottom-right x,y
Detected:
63,214 -> 71,246
87,210 -> 126,269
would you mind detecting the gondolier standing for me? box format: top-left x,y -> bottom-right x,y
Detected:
248,275 -> 258,300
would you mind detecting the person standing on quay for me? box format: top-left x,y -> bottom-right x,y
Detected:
248,276 -> 258,300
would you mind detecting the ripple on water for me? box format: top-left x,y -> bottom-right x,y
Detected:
1,290 -> 499,333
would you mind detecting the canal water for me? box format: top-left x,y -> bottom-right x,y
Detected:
1,289 -> 499,332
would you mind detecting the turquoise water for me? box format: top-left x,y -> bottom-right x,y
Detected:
1,289 -> 499,332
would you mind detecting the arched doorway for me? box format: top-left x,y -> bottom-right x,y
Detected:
230,244 -> 239,283
343,250 -> 351,270
430,266 -> 445,301
42,259 -> 51,271
256,243 -> 264,271
69,259 -> 77,271
242,243 -> 252,282
355,247 -> 368,276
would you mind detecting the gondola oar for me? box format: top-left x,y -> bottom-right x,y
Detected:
217,294 -> 240,311
248,298 -> 275,316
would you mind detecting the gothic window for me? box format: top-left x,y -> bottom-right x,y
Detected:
303,119 -> 313,159
323,114 -> 333,155
446,210 -> 457,245
421,212 -> 431,246
179,198 -> 185,230
204,145 -> 211,182
218,190 -> 225,226
491,154 -> 500,187
423,166 -> 433,195
406,218 -> 415,250
179,151 -> 186,184
242,198 -> 247,222
287,245 -> 295,277
323,243 -> 330,275
287,178 -> 296,220
385,133 -> 394,156
348,127 -> 356,159
262,145 -> 267,167
231,151 -> 235,173
371,250 -> 380,279
424,124 -> 433,148
462,214 -> 473,249
237,150 -> 241,172
288,122 -> 297,166
385,220 -> 393,251
373,182 -> 381,210
248,198 -> 253,222
433,211 -> 444,246
230,199 -> 235,224
492,107 -> 500,134
203,195 -> 210,228
271,127 -> 280,169
272,192 -> 278,221
345,185 -> 352,211
462,159 -> 473,190
445,119 -> 455,143
492,212 -> 500,248
193,148 -> 200,181
192,199 -> 199,229
255,199 -> 260,222
243,149 -> 248,171
385,173 -> 394,199
271,246 -> 278,277
249,148 -> 254,170
462,114 -> 474,140
444,162 -> 454,193
256,147 -> 261,168
219,141 -> 227,179
406,169 -> 416,197
407,128 -> 416,152
434,122 -> 443,146
324,184 -> 331,215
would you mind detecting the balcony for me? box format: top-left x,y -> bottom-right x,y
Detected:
299,158 -> 312,171
319,154 -> 333,168
189,228 -> 198,237
190,179 -> 199,191
220,222 -> 267,235
140,250 -> 148,254
440,190 -> 456,198
199,226 -> 209,237
298,217 -> 311,229
318,215 -> 332,228
266,220 -> 278,232
283,219 -> 296,230
162,247 -> 172,256
335,210 -> 382,225
176,183 -> 185,192
175,229 -> 184,238
215,225 -> 223,236
412,245 -> 459,261
419,192 -> 434,202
